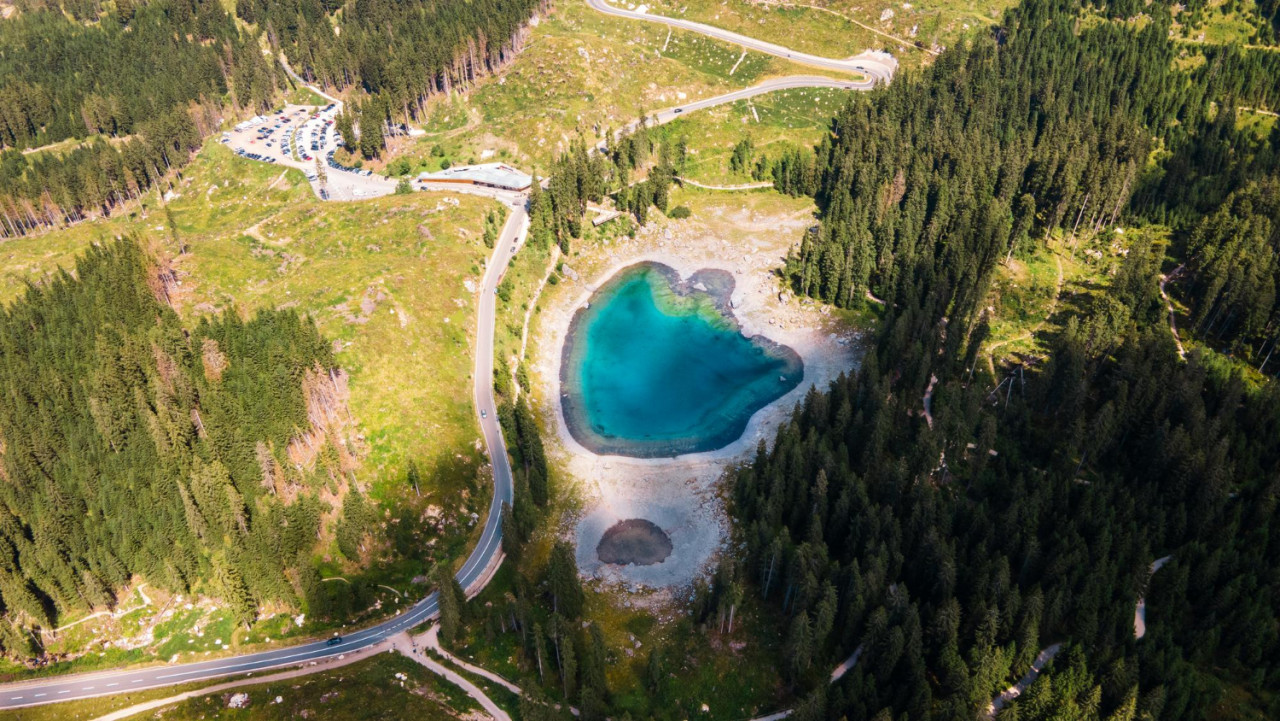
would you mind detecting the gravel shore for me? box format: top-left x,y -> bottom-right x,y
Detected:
528,198 -> 860,589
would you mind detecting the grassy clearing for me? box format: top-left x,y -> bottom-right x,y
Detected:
649,86 -> 847,184
2,141 -> 497,554
450,560 -> 790,720
0,587 -> 331,684
145,652 -> 477,720
975,226 -> 1244,386
0,140 -> 501,667
642,0 -> 1013,63
494,232 -> 557,391
166,149 -> 499,581
586,591 -> 788,720
393,0 -> 846,172
1172,0 -> 1276,46
645,0 -> 886,58
1237,107 -> 1278,138
281,83 -> 330,108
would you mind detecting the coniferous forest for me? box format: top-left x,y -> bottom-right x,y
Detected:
0,0 -> 545,237
717,0 -> 1280,718
236,0 -> 546,115
0,0 -> 1279,714
0,239 -> 373,657
0,0 -> 280,237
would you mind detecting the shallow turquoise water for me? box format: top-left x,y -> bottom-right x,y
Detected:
561,263 -> 802,457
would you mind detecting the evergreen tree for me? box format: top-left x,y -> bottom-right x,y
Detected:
547,541 -> 584,620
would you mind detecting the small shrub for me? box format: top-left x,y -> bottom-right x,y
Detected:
667,205 -> 691,219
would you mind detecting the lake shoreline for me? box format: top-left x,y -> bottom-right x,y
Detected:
558,260 -> 804,458
527,196 -> 860,590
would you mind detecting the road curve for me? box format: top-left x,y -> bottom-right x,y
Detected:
0,197 -> 528,711
585,0 -> 896,84
0,5 -> 881,709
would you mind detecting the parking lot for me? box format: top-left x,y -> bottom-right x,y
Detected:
221,103 -> 396,201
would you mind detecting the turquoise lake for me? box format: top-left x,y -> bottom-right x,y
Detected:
561,262 -> 803,457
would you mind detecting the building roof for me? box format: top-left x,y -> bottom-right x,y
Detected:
418,163 -> 532,190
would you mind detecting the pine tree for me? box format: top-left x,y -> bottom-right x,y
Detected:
433,563 -> 464,645
547,541 -> 584,620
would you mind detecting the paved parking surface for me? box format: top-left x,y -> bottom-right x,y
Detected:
222,103 -> 395,201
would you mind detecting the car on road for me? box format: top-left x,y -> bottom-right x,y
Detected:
326,636 -> 343,647
673,108 -> 683,114
480,409 -> 487,419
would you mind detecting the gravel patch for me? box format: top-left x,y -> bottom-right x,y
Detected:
532,201 -> 861,588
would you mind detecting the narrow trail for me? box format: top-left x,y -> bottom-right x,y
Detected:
921,374 -> 938,429
420,625 -> 522,694
516,247 -> 561,399
1135,555 -> 1173,640
1238,106 -> 1280,117
585,0 -> 896,82
985,252 -> 1065,378
1159,264 -> 1187,360
278,56 -> 343,106
756,1 -> 941,55
745,645 -> 866,721
396,631 -> 512,721
51,584 -> 152,634
985,643 -> 1062,718
677,176 -> 774,191
89,630 -> 516,721
829,645 -> 864,683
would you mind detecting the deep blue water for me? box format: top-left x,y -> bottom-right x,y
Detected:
561,263 -> 802,457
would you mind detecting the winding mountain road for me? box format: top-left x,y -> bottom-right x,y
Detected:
0,1 -> 888,709
586,0 -> 896,83
0,198 -> 527,711
635,75 -> 875,132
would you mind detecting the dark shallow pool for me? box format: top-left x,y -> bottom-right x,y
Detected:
597,519 -> 674,566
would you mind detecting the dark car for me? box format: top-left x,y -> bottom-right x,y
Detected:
326,636 -> 343,647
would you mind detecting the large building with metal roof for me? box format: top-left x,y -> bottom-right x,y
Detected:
418,163 -> 532,192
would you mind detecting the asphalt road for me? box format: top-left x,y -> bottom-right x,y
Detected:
630,75 -> 874,133
585,0 -> 896,84
0,199 -> 528,710
0,3 -> 885,707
